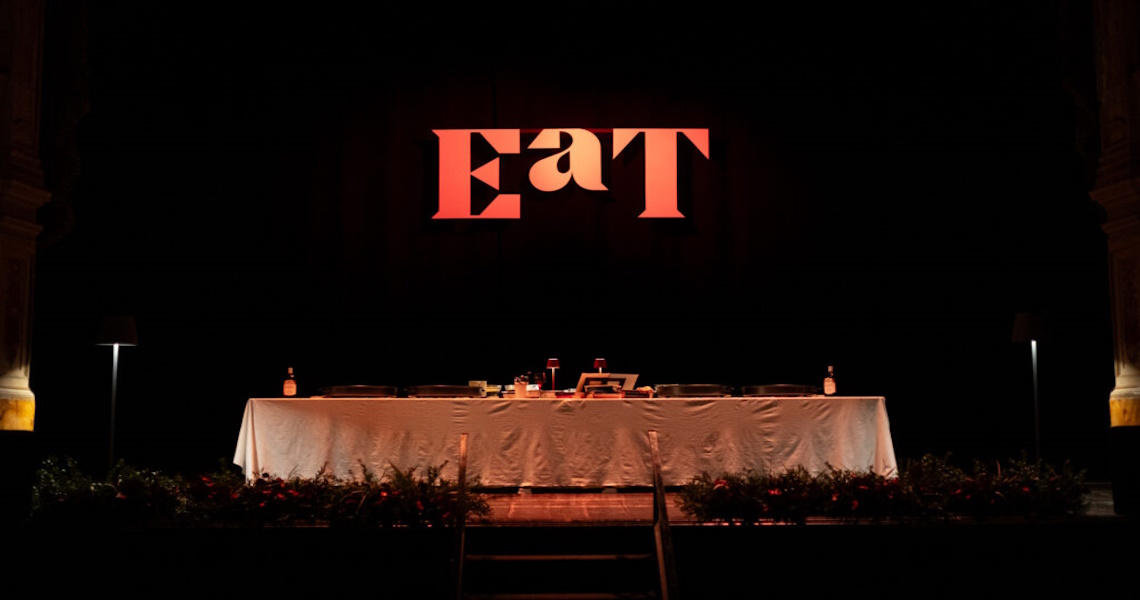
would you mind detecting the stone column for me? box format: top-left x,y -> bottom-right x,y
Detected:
0,0 -> 50,523
1089,0 -> 1140,514
0,0 -> 50,432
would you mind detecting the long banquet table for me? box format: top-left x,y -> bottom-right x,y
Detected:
233,396 -> 897,487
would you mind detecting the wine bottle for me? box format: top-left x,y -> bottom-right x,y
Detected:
823,365 -> 836,396
283,367 -> 297,397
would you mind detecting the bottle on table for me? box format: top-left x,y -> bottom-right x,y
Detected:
283,367 -> 297,397
823,365 -> 836,396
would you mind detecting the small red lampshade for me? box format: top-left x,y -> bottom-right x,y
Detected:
593,358 -> 607,371
546,358 -> 560,369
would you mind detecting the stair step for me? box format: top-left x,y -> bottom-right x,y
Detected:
466,553 -> 654,562
459,524 -> 664,599
464,593 -> 657,600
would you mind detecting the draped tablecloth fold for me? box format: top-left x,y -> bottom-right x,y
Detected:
233,396 -> 898,486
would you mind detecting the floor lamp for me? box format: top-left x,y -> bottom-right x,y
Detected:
97,316 -> 138,475
1012,312 -> 1049,463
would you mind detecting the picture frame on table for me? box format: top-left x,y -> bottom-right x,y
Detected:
574,373 -> 639,397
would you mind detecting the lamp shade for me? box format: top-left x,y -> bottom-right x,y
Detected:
96,316 -> 139,346
593,358 -> 607,370
1011,312 -> 1051,343
546,358 -> 560,369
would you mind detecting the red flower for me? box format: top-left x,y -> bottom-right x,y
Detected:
200,476 -> 214,487
713,479 -> 729,491
416,500 -> 425,512
767,489 -> 782,496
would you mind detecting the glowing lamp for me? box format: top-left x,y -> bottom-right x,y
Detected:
1012,312 -> 1051,462
546,358 -> 560,390
594,358 -> 607,373
96,316 -> 138,475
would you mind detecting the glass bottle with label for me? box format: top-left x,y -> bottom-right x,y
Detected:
823,365 -> 836,396
283,367 -> 297,397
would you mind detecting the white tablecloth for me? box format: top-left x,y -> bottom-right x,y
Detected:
233,396 -> 898,486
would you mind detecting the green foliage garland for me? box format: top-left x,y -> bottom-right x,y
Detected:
675,453 -> 1090,525
27,456 -> 491,529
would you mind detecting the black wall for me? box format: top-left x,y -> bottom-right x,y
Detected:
29,3 -> 1114,478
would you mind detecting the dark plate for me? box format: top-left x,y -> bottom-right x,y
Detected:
320,385 -> 399,397
655,383 -> 734,397
741,384 -> 821,397
405,385 -> 483,397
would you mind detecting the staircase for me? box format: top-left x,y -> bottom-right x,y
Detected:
458,523 -> 662,599
450,430 -> 679,599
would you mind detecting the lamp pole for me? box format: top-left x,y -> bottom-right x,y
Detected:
1012,312 -> 1046,464
97,315 -> 137,476
109,342 -> 120,474
1031,339 -> 1040,463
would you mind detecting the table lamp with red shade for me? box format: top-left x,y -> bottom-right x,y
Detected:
546,358 -> 560,390
593,358 -> 607,373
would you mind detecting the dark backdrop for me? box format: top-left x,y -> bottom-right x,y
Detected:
28,3 -> 1115,478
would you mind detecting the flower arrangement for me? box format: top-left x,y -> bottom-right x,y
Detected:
25,452 -> 1090,528
27,456 -> 491,529
29,456 -> 186,527
675,453 -> 1090,525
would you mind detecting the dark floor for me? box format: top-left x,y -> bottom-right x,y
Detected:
3,482 -> 1135,600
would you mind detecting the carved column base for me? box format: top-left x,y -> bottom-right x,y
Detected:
1109,394 -> 1140,514
0,395 -> 33,431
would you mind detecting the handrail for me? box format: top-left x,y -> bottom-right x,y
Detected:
648,430 -> 680,600
453,432 -> 469,600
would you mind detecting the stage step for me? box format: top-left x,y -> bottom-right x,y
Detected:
458,524 -> 663,599
463,594 -> 657,600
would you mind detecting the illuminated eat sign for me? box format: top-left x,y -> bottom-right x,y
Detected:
432,128 -> 710,219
